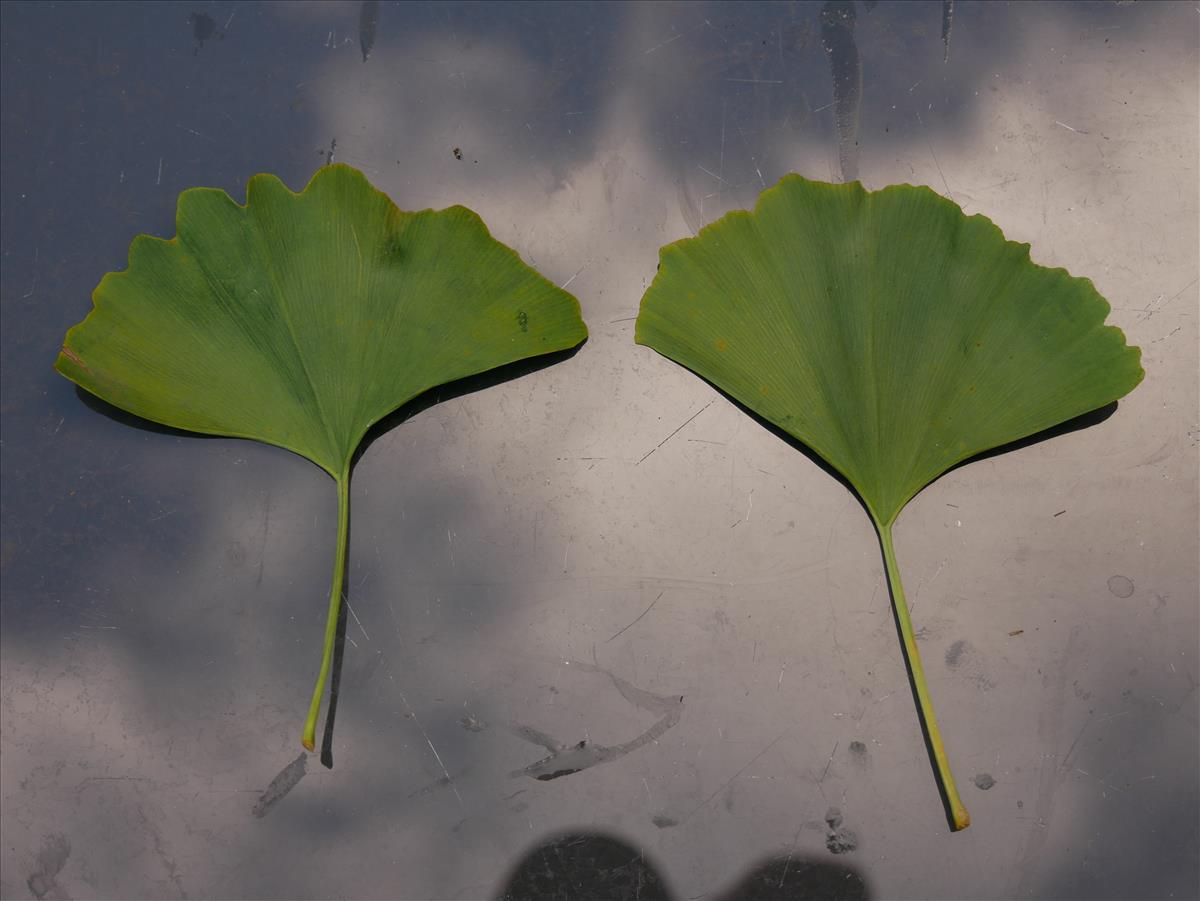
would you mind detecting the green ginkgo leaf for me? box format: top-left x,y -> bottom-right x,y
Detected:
635,175 -> 1143,830
56,164 -> 588,754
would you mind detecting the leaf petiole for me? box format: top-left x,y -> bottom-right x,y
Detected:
877,520 -> 970,831
302,470 -> 351,752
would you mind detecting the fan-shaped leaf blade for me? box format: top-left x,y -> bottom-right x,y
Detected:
637,176 -> 1141,525
58,165 -> 587,477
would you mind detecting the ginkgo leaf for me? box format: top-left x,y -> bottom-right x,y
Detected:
635,175 -> 1143,830
57,164 -> 588,754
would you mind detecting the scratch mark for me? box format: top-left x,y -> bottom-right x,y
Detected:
606,591 -> 664,643
387,670 -> 465,810
686,727 -> 792,821
643,32 -> 684,55
22,247 -> 39,298
1059,719 -> 1091,772
928,142 -> 953,199
345,600 -> 370,642
637,400 -> 715,464
735,122 -> 766,188
560,261 -> 589,289
818,740 -> 839,786
1139,277 -> 1197,321
718,99 -> 727,205
1073,767 -> 1123,793
156,157 -> 163,186
704,18 -> 727,43
385,599 -> 403,640
1054,120 -> 1089,134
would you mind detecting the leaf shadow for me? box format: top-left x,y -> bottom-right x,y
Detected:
73,342 -> 588,465
75,385 -> 220,440
352,343 -> 586,467
944,401 -> 1117,474
320,527 -> 350,769
700,376 -> 1118,522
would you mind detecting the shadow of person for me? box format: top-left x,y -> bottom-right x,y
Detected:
496,831 -> 672,901
495,830 -> 872,901
715,851 -> 871,901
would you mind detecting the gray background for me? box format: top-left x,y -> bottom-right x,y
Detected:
2,1 -> 1197,899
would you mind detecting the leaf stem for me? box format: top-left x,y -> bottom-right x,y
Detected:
878,521 -> 970,831
302,471 -> 351,752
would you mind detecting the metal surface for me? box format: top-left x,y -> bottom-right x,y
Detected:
2,2 -> 1197,898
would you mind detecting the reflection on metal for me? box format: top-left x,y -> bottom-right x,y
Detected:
188,12 -> 217,54
942,0 -> 955,63
509,664 -> 683,781
677,177 -> 705,237
359,0 -> 380,63
820,1 -> 862,183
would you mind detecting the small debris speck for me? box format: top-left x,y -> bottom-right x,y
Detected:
826,828 -> 858,855
1107,575 -> 1135,598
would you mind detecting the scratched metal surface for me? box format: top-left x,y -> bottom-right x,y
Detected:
2,2 -> 1197,899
